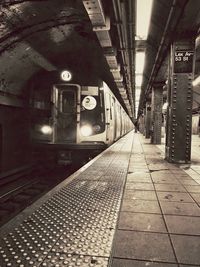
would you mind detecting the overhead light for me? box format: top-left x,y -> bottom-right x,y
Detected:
135,89 -> 141,101
135,90 -> 141,97
136,75 -> 143,87
136,0 -> 153,40
136,52 -> 145,74
162,102 -> 168,112
192,76 -> 200,87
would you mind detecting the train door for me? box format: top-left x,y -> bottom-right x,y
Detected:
52,84 -> 79,143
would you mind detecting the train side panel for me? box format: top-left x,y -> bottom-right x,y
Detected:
103,82 -> 133,145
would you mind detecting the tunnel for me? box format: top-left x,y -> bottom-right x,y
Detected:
0,1 -> 200,266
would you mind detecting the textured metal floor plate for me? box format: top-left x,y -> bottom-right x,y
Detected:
41,253 -> 109,267
0,133 -> 133,267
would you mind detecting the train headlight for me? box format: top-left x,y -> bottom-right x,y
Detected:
41,125 -> 52,135
93,124 -> 101,133
80,125 -> 92,137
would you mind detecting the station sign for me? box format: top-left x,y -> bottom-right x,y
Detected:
174,50 -> 194,73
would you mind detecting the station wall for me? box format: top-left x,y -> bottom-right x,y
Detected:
0,105 -> 31,174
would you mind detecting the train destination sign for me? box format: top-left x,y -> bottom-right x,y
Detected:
174,50 -> 194,73
61,70 -> 72,81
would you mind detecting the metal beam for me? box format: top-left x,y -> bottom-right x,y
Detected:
22,42 -> 57,71
0,94 -> 25,108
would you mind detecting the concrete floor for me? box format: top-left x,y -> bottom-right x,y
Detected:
111,133 -> 200,267
1,132 -> 200,267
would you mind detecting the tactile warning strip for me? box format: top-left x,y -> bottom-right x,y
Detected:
42,253 -> 108,267
0,132 -> 133,267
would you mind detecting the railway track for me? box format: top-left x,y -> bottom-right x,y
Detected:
0,165 -> 77,227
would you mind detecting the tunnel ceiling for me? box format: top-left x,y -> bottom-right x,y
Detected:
138,0 -> 200,115
0,0 -> 135,116
2,0 -> 200,119
0,1 -> 109,102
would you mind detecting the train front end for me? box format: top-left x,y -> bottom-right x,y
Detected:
52,82 -> 107,163
30,71 -> 107,164
52,82 -> 106,144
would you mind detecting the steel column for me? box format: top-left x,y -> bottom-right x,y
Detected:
143,108 -> 146,136
165,40 -> 194,163
145,103 -> 151,138
138,114 -> 145,134
151,86 -> 163,144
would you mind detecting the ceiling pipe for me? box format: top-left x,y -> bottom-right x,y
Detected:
112,0 -> 135,117
128,0 -> 136,117
121,2 -> 132,101
138,0 -> 189,117
145,0 -> 178,95
112,0 -> 127,78
112,0 -> 125,64
120,0 -> 135,116
147,0 -> 188,96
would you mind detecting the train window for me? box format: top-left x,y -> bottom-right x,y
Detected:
61,90 -> 75,113
80,89 -> 105,135
100,91 -> 103,107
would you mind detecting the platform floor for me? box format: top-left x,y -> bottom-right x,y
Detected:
112,133 -> 200,267
0,132 -> 200,266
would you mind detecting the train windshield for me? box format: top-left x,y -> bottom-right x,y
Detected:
53,84 -> 79,142
80,88 -> 105,135
61,90 -> 76,113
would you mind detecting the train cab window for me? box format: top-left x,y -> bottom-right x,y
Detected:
61,90 -> 76,113
80,88 -> 105,135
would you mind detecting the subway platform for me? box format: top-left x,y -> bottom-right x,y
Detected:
0,131 -> 200,267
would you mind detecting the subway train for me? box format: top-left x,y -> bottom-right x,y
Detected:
29,70 -> 133,164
